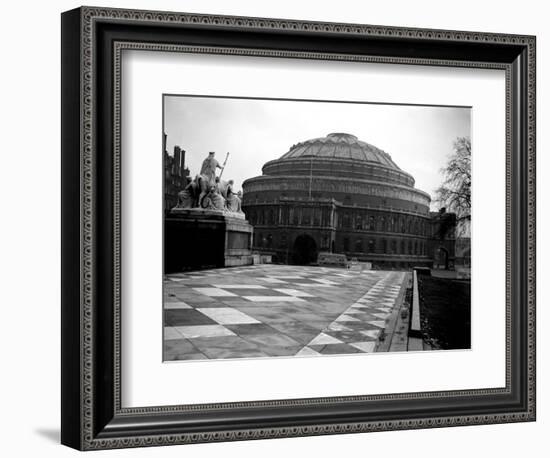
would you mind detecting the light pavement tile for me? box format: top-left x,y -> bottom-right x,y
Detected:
369,320 -> 387,328
269,275 -> 305,279
295,347 -> 321,357
164,302 -> 192,309
243,296 -> 305,302
335,314 -> 361,322
309,333 -> 342,345
312,279 -> 339,285
212,284 -> 267,289
346,309 -> 364,314
197,308 -> 260,325
361,330 -> 381,339
192,287 -> 237,297
373,312 -> 390,320
295,283 -> 333,288
350,342 -> 376,352
327,323 -> 352,332
174,325 -> 236,339
273,288 -> 314,297
260,278 -> 288,284
164,327 -> 183,340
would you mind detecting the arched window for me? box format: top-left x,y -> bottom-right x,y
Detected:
382,239 -> 388,253
355,214 -> 362,230
391,240 -> 397,253
400,240 -> 405,254
408,240 -> 413,254
267,234 -> 273,248
355,238 -> 363,253
379,216 -> 386,232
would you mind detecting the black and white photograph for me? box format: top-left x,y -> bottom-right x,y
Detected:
162,95 -> 472,361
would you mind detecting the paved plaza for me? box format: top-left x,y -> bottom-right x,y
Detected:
164,265 -> 407,361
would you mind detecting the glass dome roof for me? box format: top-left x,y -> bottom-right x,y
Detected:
279,133 -> 401,170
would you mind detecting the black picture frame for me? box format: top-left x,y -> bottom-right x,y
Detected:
61,6 -> 536,450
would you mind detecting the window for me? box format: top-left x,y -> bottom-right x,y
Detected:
400,240 -> 405,254
368,216 -> 376,231
343,238 -> 349,251
355,238 -> 363,252
382,239 -> 388,253
343,213 -> 351,228
303,208 -> 311,225
379,217 -> 386,232
368,239 -> 375,253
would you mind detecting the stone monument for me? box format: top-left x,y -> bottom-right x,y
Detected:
164,152 -> 254,273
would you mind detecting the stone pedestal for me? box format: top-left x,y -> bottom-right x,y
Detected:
165,209 -> 253,273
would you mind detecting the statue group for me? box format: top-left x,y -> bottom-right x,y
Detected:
173,151 -> 244,216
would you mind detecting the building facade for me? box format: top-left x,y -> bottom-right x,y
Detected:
242,132 -> 455,269
163,133 -> 190,213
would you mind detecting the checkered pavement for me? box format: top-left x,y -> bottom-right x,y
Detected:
164,265 -> 407,361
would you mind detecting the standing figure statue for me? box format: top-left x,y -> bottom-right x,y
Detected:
200,152 -> 222,188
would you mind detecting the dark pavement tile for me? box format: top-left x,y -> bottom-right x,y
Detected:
163,339 -> 206,361
225,323 -> 281,336
240,332 -> 301,348
164,309 -> 217,326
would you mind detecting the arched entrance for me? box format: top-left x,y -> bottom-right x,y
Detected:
292,235 -> 318,265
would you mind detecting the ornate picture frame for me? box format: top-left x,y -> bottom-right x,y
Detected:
61,6 -> 536,450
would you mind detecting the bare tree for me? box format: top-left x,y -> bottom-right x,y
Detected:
435,137 -> 471,222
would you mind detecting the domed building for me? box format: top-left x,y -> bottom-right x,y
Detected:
242,133 -> 450,269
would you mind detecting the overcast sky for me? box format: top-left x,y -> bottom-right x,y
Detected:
164,95 -> 470,209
